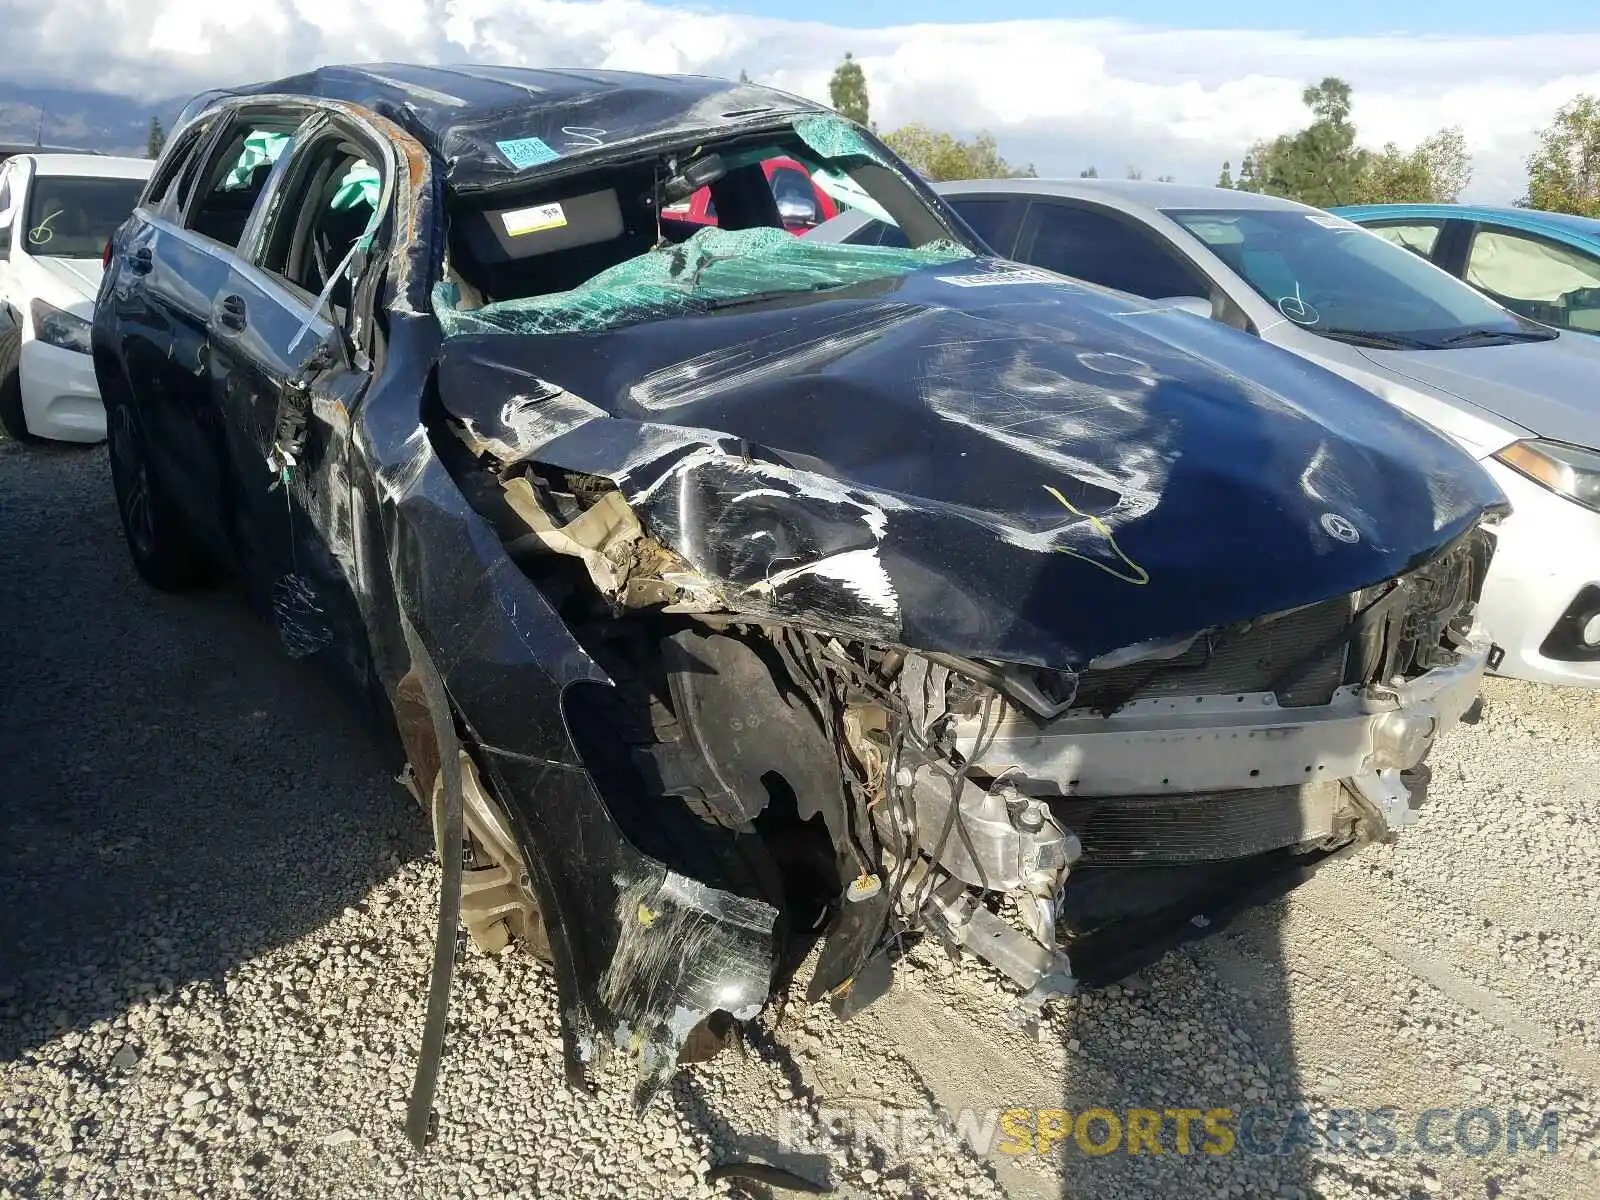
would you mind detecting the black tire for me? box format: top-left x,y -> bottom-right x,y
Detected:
0,318 -> 39,443
106,399 -> 219,592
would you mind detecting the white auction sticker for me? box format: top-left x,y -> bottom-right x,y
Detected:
502,202 -> 568,237
942,264 -> 1067,287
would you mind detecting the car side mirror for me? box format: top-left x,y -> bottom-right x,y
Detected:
778,194 -> 820,229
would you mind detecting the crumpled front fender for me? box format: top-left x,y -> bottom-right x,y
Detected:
479,751 -> 777,1109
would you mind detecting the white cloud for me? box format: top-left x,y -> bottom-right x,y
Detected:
9,0 -> 1600,201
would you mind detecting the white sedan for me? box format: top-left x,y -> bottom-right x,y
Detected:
813,179 -> 1600,688
0,153 -> 152,442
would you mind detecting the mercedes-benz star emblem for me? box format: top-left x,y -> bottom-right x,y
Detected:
1320,512 -> 1360,544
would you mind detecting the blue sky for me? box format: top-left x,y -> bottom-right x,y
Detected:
702,0 -> 1600,35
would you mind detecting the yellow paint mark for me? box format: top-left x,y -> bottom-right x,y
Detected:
1042,484 -> 1151,585
636,902 -> 659,927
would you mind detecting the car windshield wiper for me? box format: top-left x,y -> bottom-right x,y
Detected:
1314,328 -> 1426,350
1438,327 -> 1558,346
704,282 -> 844,311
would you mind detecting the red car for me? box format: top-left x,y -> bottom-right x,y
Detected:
663,155 -> 838,233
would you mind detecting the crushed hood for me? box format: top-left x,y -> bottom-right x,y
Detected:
1358,336 -> 1600,450
439,258 -> 1505,668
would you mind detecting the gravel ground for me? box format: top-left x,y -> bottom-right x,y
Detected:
2,439 -> 1598,1200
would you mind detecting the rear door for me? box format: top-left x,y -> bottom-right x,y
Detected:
205,111 -> 383,666
118,109 -> 302,554
108,118 -> 231,547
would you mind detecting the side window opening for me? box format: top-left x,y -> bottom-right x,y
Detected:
1020,203 -> 1208,300
842,218 -> 906,248
261,135 -> 380,314
186,118 -> 300,250
947,196 -> 1026,256
1466,228 -> 1600,333
1366,222 -> 1442,259
144,119 -> 213,217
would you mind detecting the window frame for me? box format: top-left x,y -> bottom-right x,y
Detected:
179,104 -> 312,253
1014,197 -> 1213,302
0,161 -> 14,257
248,116 -> 389,298
142,116 -> 218,220
1462,221 -> 1600,331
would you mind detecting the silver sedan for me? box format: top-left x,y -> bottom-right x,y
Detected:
812,179 -> 1600,688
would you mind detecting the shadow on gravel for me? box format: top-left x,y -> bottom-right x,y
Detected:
0,442 -> 427,1062
1029,376 -> 1321,1200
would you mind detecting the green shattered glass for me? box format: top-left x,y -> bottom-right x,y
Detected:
224,130 -> 292,189
793,115 -> 884,166
434,225 -> 970,337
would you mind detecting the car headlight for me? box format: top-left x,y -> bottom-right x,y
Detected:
30,299 -> 92,354
1493,438 -> 1600,514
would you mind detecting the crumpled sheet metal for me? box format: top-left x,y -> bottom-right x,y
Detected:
434,226 -> 969,337
353,323 -> 780,1108
436,254 -> 1507,670
600,869 -> 774,1093
180,64 -> 830,193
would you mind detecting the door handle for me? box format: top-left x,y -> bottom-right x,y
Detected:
126,246 -> 153,275
217,293 -> 248,332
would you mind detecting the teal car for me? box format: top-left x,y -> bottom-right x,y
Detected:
1333,203 -> 1600,336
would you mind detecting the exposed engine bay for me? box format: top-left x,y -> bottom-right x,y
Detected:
440,408 -> 1495,1045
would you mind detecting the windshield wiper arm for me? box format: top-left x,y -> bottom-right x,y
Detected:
1315,328 -> 1425,350
1439,327 -> 1557,346
705,283 -> 840,311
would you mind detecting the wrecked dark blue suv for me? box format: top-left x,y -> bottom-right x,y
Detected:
92,63 -> 1504,1139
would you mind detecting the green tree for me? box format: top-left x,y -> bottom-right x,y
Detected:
1217,161 -> 1234,188
1352,128 -> 1471,204
1220,78 -> 1470,206
1521,95 -> 1600,217
880,124 -> 1030,181
738,68 -> 750,84
828,53 -> 870,127
1244,78 -> 1367,206
146,116 -> 166,159
1080,166 -> 1099,178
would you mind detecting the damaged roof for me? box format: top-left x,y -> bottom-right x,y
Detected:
176,62 -> 829,192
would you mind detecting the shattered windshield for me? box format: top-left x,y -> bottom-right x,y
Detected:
436,113 -> 972,336
436,227 -> 968,335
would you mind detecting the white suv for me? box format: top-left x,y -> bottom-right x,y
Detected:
0,153 -> 151,442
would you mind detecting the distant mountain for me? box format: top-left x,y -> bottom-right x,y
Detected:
0,84 -> 188,156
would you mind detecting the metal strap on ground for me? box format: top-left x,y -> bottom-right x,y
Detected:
402,617 -> 467,1149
